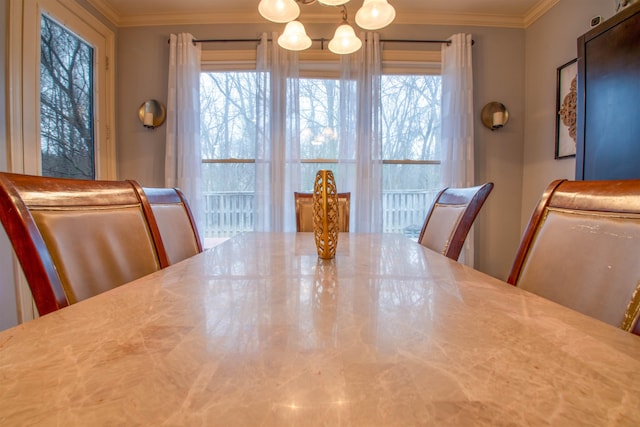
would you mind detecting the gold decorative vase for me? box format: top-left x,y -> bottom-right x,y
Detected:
312,170 -> 339,259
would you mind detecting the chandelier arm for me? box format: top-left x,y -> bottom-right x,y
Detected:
340,5 -> 348,23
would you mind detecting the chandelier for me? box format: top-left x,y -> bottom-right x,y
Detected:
257,0 -> 396,54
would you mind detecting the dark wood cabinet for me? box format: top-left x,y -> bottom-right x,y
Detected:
576,2 -> 640,180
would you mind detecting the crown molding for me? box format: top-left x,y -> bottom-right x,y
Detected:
523,0 -> 561,28
85,0 -> 122,25
118,12 -> 264,27
85,0 -> 559,29
394,11 -> 525,28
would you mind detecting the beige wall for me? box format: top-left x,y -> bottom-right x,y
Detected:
521,0 -> 615,230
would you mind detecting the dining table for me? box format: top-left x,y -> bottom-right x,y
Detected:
1,232 -> 639,425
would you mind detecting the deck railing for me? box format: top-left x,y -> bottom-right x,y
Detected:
202,191 -> 255,237
202,190 -> 439,238
382,190 -> 439,236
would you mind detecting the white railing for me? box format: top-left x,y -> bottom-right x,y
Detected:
202,190 -> 439,238
202,192 -> 254,237
382,190 -> 439,236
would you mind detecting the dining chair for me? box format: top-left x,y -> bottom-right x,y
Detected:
142,187 -> 203,265
294,192 -> 351,232
0,172 -> 168,315
417,182 -> 494,261
507,179 -> 640,334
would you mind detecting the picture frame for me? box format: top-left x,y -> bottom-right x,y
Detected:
555,58 -> 578,159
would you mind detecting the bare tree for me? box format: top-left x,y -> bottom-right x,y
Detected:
380,74 -> 441,190
200,72 -> 258,193
40,15 -> 94,179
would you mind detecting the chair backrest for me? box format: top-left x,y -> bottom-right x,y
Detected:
294,192 -> 350,232
418,182 -> 494,261
142,187 -> 203,265
508,179 -> 640,333
0,172 -> 168,315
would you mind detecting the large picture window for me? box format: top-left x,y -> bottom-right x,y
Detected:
200,56 -> 441,241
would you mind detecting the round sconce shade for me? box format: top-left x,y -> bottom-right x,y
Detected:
138,99 -> 166,129
481,102 -> 509,130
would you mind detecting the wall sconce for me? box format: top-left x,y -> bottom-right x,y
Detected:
481,102 -> 509,131
138,99 -> 166,129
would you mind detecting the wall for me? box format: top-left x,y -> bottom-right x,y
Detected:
0,1 -> 6,165
116,22 -> 525,281
521,0 -> 616,230
1,0 -> 20,331
466,25 -> 525,280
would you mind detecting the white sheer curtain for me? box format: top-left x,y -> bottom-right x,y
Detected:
166,33 -> 203,239
255,33 -> 301,232
253,32 -> 381,233
440,33 -> 475,265
337,32 -> 383,233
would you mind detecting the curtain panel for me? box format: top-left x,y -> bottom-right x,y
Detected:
337,32 -> 383,233
254,32 -> 384,233
440,33 -> 475,265
255,33 -> 301,232
166,33 -> 204,240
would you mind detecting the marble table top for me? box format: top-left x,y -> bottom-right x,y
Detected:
1,232 -> 639,425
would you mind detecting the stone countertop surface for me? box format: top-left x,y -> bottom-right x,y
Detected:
1,233 -> 639,425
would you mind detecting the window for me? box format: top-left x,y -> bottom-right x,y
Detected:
298,77 -> 341,187
380,74 -> 441,236
9,0 -> 115,179
200,51 -> 441,239
200,72 -> 257,239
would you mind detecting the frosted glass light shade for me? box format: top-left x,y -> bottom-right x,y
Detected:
355,0 -> 396,30
258,0 -> 300,23
278,21 -> 313,51
328,24 -> 362,55
318,0 -> 350,5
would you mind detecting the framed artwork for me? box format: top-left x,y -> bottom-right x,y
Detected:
555,58 -> 578,159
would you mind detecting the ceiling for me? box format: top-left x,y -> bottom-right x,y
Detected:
86,0 -> 561,28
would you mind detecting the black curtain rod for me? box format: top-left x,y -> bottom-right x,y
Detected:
190,38 -> 453,45
169,38 -> 475,48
